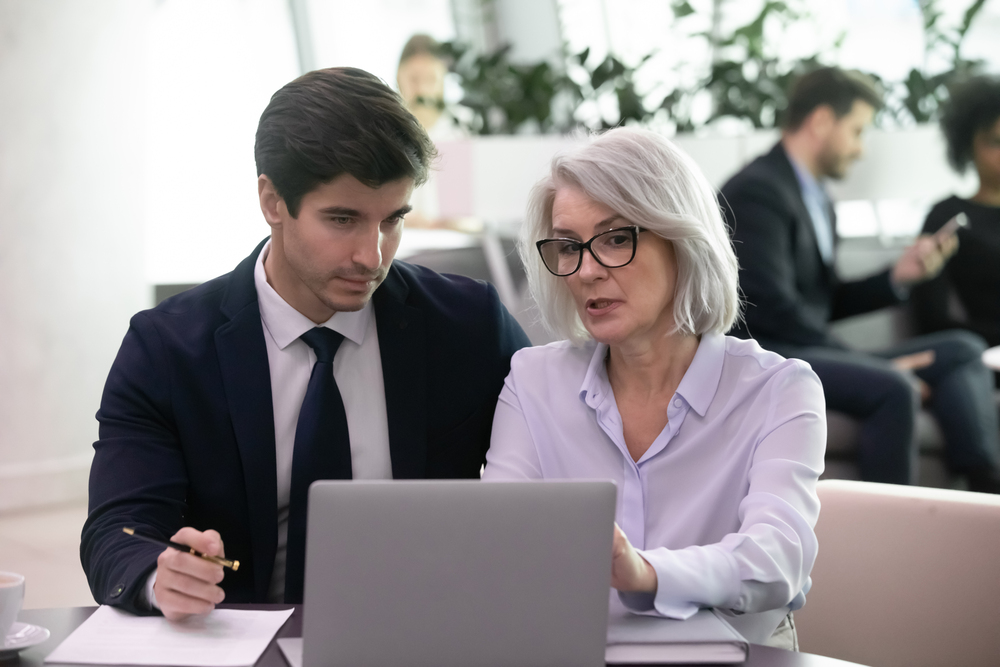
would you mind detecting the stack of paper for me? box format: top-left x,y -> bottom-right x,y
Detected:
45,606 -> 294,666
605,609 -> 749,664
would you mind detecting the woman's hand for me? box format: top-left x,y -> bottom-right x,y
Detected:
891,233 -> 958,286
611,523 -> 658,593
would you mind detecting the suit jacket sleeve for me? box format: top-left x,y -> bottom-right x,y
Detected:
723,178 -> 843,348
825,193 -> 903,321
830,269 -> 903,322
483,284 -> 533,461
80,312 -> 190,615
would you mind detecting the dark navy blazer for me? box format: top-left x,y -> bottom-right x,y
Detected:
720,142 -> 902,348
81,239 -> 530,612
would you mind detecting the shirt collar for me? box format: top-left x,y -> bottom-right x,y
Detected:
787,152 -> 824,198
578,334 -> 725,418
580,341 -> 610,409
254,239 -> 373,350
673,333 -> 724,417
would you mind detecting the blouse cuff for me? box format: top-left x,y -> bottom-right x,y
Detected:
634,545 -> 741,619
617,590 -> 656,614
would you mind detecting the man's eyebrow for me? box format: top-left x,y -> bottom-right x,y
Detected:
317,206 -> 361,216
315,205 -> 413,219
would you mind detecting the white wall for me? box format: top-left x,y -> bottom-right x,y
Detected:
493,0 -> 563,64
431,125 -> 975,236
156,124 -> 978,283
0,0 -> 150,512
142,0 -> 300,286
307,0 -> 456,87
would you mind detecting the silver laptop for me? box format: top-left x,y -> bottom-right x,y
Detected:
300,479 -> 616,667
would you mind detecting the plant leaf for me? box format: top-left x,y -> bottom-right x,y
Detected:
671,0 -> 696,18
960,0 -> 987,38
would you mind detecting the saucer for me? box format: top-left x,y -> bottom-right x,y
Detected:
1,622 -> 50,660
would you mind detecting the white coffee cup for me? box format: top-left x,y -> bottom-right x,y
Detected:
0,571 -> 25,640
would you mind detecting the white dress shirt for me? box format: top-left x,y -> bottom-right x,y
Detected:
146,240 -> 392,607
254,241 -> 392,601
788,155 -> 835,266
483,333 -> 826,643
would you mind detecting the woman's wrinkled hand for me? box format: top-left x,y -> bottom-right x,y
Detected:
611,523 -> 658,594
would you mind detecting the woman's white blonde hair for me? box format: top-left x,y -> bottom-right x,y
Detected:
520,127 -> 740,344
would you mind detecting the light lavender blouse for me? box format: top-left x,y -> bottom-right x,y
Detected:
483,333 -> 826,642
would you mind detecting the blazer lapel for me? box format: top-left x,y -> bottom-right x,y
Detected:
373,264 -> 428,479
215,239 -> 278,600
825,197 -> 840,284
770,144 -> 837,284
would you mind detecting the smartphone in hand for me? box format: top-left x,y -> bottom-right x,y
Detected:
934,212 -> 969,243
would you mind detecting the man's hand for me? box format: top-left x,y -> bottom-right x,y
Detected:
891,233 -> 958,287
153,528 -> 226,621
891,350 -> 935,403
890,350 -> 935,372
611,523 -> 658,594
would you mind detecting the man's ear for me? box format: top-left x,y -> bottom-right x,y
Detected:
258,174 -> 286,230
807,104 -> 837,140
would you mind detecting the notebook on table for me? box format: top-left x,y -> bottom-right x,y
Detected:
605,608 -> 749,664
296,479 -> 617,667
281,607 -> 750,667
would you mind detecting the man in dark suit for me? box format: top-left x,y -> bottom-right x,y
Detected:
721,67 -> 1000,491
81,68 -> 531,619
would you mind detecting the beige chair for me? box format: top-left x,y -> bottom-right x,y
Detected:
795,480 -> 1000,667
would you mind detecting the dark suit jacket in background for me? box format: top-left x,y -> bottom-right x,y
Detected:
720,142 -> 902,347
81,239 -> 530,613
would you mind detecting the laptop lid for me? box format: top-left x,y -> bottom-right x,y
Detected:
302,479 -> 616,667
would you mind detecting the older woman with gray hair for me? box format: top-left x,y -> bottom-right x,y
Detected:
483,127 -> 826,649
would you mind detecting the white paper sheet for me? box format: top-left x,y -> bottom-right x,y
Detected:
45,605 -> 294,666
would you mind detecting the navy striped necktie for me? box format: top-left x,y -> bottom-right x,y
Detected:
284,327 -> 352,603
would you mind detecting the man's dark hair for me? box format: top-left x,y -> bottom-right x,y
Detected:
940,75 -> 1000,173
782,67 -> 884,131
255,67 -> 436,217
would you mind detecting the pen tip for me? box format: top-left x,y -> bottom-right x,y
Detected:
232,561 -> 240,571
122,527 -> 135,535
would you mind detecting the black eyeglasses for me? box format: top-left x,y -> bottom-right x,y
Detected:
536,226 -> 645,277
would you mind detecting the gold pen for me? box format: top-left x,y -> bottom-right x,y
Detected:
122,527 -> 240,571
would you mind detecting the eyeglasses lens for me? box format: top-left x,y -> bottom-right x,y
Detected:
539,228 -> 637,276
592,229 -> 635,266
540,241 -> 580,276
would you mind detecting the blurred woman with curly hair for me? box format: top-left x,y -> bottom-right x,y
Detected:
912,76 -> 1000,347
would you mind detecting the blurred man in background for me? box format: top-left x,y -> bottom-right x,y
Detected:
721,67 -> 1000,492
396,34 -> 453,139
395,34 -> 477,231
